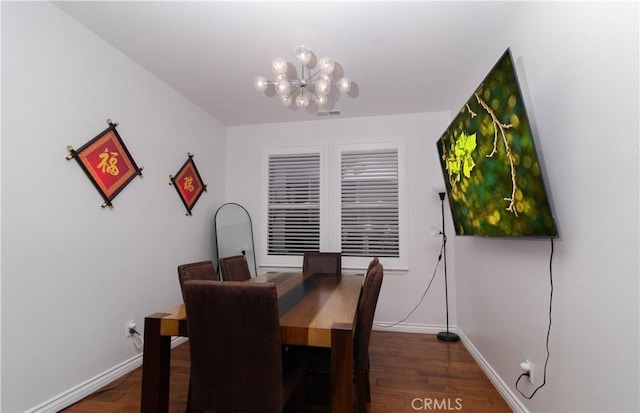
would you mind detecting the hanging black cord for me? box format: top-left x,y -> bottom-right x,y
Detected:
376,235 -> 444,328
516,238 -> 554,399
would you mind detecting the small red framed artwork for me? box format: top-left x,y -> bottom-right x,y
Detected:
170,153 -> 207,216
66,120 -> 143,208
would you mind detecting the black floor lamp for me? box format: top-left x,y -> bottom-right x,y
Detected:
437,191 -> 459,342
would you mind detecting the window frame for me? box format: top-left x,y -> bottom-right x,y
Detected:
260,140 -> 407,271
260,145 -> 327,268
333,141 -> 407,270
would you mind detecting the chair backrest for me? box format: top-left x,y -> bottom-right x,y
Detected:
365,256 -> 379,275
302,252 -> 342,275
219,255 -> 252,281
362,256 -> 380,285
183,280 -> 284,413
354,258 -> 384,371
177,261 -> 217,299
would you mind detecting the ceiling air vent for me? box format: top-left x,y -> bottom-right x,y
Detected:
317,110 -> 341,117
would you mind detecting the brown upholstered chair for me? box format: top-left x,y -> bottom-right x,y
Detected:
183,280 -> 306,413
177,260 -> 217,298
176,260 -> 218,412
306,257 -> 383,413
353,259 -> 384,412
302,252 -> 342,275
218,255 -> 252,281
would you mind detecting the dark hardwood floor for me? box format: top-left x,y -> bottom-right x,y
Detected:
61,331 -> 511,413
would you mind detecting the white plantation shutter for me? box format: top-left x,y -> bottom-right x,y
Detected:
267,153 -> 320,255
341,148 -> 399,257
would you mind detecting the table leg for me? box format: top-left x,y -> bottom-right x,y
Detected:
141,314 -> 172,413
331,325 -> 354,413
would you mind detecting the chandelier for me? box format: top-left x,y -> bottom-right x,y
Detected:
254,46 -> 351,109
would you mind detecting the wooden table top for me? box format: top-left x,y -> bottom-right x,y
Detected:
151,272 -> 363,348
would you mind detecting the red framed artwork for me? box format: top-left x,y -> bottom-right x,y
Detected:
170,153 -> 207,215
66,120 -> 143,208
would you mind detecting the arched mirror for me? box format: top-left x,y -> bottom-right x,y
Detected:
214,203 -> 257,277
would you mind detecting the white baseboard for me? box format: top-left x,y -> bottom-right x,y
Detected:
456,329 -> 528,413
26,337 -> 188,413
374,321 -> 527,413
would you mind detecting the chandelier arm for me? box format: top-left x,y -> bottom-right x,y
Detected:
305,70 -> 322,83
289,84 -> 301,96
305,71 -> 340,86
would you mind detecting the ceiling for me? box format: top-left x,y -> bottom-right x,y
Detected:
54,1 -> 518,126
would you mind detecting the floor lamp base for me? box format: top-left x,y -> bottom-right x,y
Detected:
437,331 -> 460,342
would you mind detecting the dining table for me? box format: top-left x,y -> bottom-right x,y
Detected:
140,271 -> 363,413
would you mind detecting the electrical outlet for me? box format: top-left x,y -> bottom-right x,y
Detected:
520,360 -> 534,384
125,320 -> 136,338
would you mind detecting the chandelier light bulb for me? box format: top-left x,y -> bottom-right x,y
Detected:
315,78 -> 331,95
320,73 -> 333,82
280,94 -> 292,106
272,57 -> 288,75
318,57 -> 335,74
254,76 -> 268,92
295,46 -> 312,66
315,94 -> 327,107
295,94 -> 310,108
276,80 -> 291,96
337,77 -> 351,93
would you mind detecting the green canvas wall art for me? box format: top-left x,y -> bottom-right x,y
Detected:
436,49 -> 558,237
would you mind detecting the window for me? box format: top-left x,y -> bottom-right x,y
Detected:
341,148 -> 399,257
262,141 -> 405,270
266,152 -> 320,256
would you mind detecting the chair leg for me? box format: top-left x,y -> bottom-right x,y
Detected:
355,373 -> 368,413
365,357 -> 371,401
186,378 -> 192,413
365,369 -> 371,402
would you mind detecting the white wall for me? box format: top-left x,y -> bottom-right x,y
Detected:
226,112 -> 456,331
1,3 -> 226,411
2,2 -> 638,413
454,2 -> 639,413
226,3 -> 640,413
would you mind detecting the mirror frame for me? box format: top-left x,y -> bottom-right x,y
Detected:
214,202 -> 258,277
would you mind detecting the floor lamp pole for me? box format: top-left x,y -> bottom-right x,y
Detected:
437,191 -> 459,342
